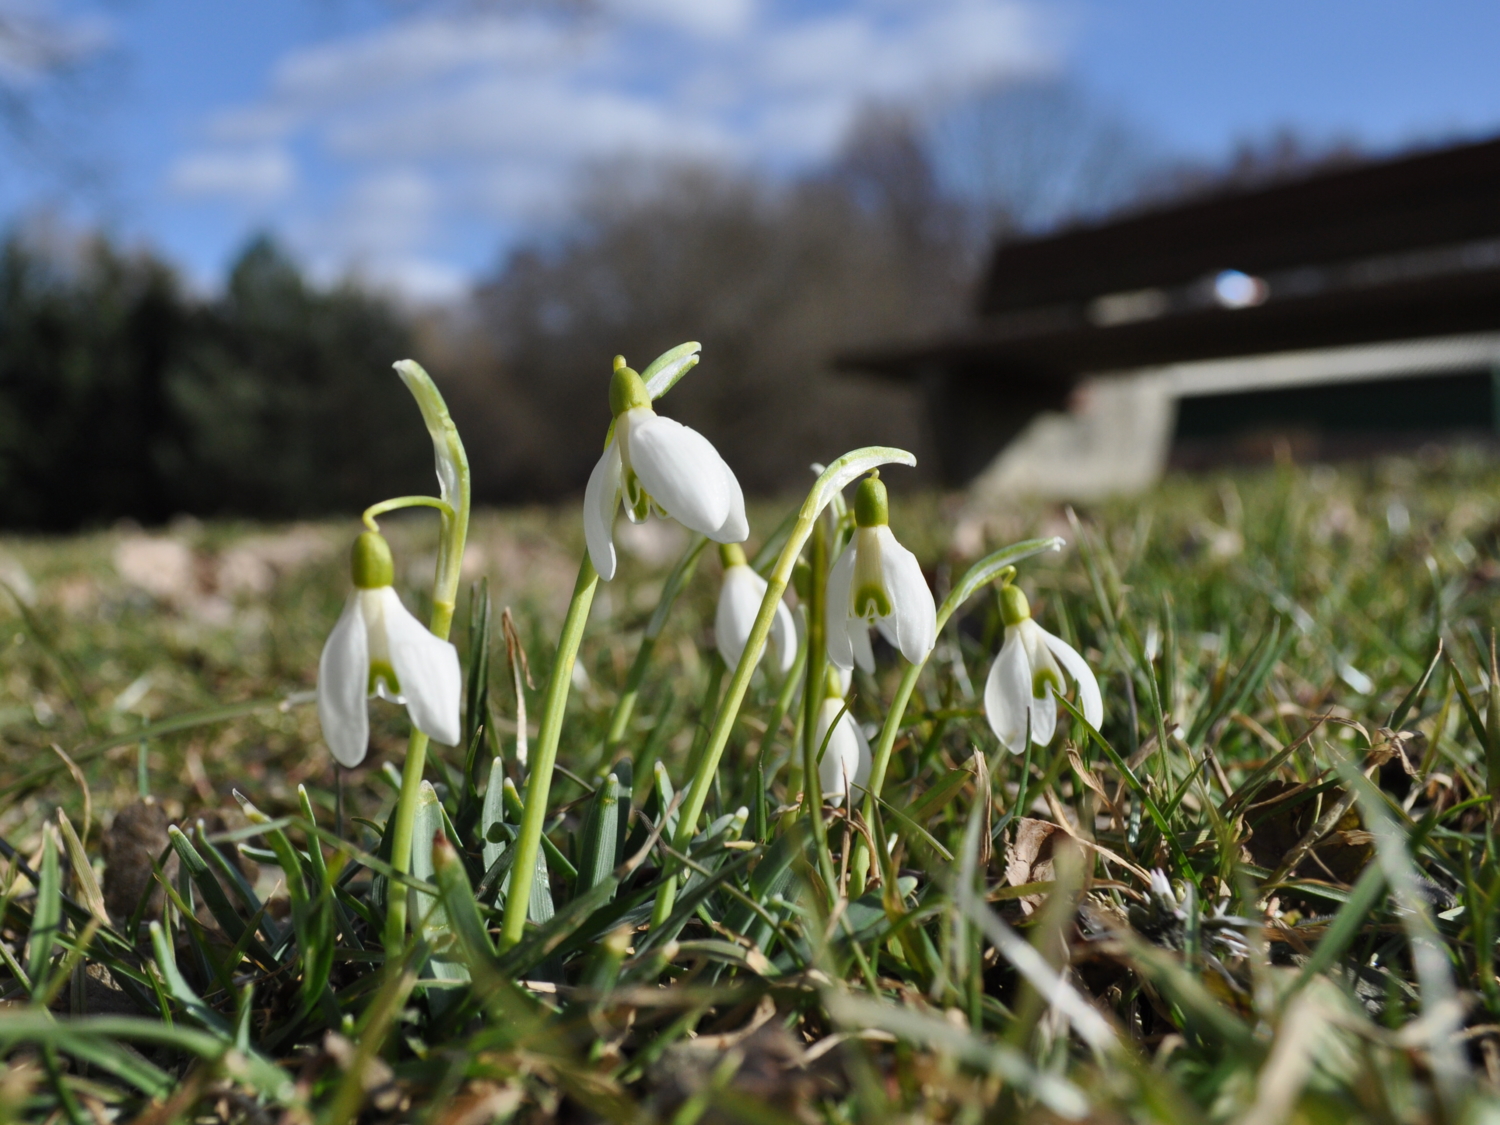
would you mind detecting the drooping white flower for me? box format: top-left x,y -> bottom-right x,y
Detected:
826,472 -> 936,671
318,531 -> 462,767
983,583 -> 1102,754
585,358 -> 747,582
814,693 -> 870,806
714,543 -> 796,674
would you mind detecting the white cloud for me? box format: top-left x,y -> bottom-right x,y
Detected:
168,148 -> 295,201
327,73 -> 735,162
269,14 -> 583,106
605,0 -> 756,39
346,255 -> 469,306
169,0 -> 1061,298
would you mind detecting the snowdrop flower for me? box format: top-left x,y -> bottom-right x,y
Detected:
585,358 -> 747,581
814,687 -> 870,807
984,583 -> 1102,754
318,531 -> 462,767
826,473 -> 936,671
714,543 -> 796,673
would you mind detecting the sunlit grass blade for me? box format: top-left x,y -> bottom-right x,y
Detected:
27,825 -> 61,997
410,781 -> 467,983
1,694 -> 316,801
167,826 -> 276,970
577,773 -> 622,899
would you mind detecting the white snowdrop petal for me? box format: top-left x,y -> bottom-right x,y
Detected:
319,592 -> 371,767
876,526 -> 936,665
824,544 -> 858,671
771,596 -> 797,674
584,441 -> 623,582
710,458 -> 749,544
816,698 -> 864,805
984,630 -> 1031,754
1029,685 -> 1058,747
381,588 -> 463,747
626,411 -> 732,536
715,565 -> 765,671
851,717 -> 872,793
1039,627 -> 1104,730
850,621 -> 876,674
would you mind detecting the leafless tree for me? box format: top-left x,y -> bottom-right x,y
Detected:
436,135 -> 970,501
925,77 -> 1161,248
0,2 -> 115,190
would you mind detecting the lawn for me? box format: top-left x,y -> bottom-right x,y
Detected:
4,441 -> 1500,1123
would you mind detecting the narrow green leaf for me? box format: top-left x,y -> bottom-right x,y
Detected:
53,811 -> 107,926
147,921 -> 232,1036
461,578 -> 495,819
431,832 -> 498,970
167,826 -> 276,970
501,777 -> 577,880
0,1012 -> 297,1103
577,775 -> 622,899
870,793 -> 955,862
296,784 -> 330,893
411,781 -> 467,983
906,765 -> 975,825
1291,862 -> 1387,991
1186,617 -> 1286,746
1,695 -> 315,802
825,993 -> 1089,1118
27,825 -> 61,994
497,874 -> 623,979
1388,639 -> 1443,731
0,1018 -> 173,1097
481,756 -> 507,871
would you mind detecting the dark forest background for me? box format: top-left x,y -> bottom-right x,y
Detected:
0,79 -> 1361,530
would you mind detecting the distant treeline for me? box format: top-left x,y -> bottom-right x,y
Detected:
0,234 -> 431,529
0,89 -> 1361,530
1,118 -> 965,530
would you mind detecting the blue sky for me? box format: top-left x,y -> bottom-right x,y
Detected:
8,0 -> 1500,301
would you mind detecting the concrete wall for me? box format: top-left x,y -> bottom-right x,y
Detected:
967,332 -> 1500,506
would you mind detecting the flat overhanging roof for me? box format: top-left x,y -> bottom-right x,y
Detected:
839,135 -> 1500,384
839,262 -> 1500,380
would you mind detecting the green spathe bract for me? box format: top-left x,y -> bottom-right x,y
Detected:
376,359 -> 472,955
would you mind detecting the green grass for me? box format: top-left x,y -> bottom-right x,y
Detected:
5,449 -> 1500,1123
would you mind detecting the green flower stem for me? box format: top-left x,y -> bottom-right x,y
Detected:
800,515 -> 839,901
381,361 -> 471,957
852,538 -> 1064,890
801,515 -> 828,814
681,655 -> 726,784
647,653 -> 724,929
648,447 -> 914,930
498,555 -> 599,951
361,495 -> 455,533
752,638 -> 807,840
382,731 -> 431,953
602,534 -> 709,755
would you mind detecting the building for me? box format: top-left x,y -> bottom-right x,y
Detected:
837,136 -> 1500,501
